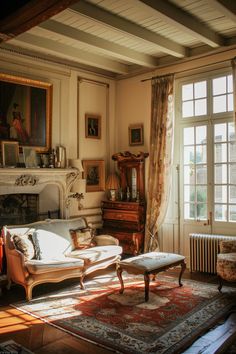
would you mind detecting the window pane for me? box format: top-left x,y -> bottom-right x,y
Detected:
213,76 -> 226,95
215,123 -> 226,142
227,75 -> 233,92
184,127 -> 194,145
215,186 -> 227,203
194,81 -> 206,98
196,186 -> 207,202
228,94 -> 233,111
182,84 -> 193,100
184,185 -> 195,202
229,186 -> 236,203
184,165 -> 195,184
197,203 -> 207,219
228,123 -> 235,141
229,164 -> 236,184
215,164 -> 227,184
229,143 -> 236,162
215,204 -> 227,221
195,98 -> 207,116
214,143 -> 227,163
196,145 -> 206,163
196,126 -> 206,144
213,95 -> 226,113
229,205 -> 236,222
183,101 -> 194,117
184,146 -> 195,164
196,165 -> 207,184
184,203 -> 195,219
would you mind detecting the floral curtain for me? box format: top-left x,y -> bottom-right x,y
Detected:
144,74 -> 174,252
232,58 -> 236,125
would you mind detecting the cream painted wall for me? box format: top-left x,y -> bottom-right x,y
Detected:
115,74 -> 151,154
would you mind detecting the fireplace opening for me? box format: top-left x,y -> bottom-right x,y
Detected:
0,194 -> 61,226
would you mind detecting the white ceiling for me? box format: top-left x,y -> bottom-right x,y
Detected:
2,0 -> 236,78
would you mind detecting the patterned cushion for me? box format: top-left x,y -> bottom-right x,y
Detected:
70,228 -> 96,250
12,234 -> 35,260
220,240 -> 236,253
217,253 -> 236,282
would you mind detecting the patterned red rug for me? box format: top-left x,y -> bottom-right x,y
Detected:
12,273 -> 236,354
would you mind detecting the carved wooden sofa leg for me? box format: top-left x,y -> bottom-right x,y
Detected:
79,277 -> 85,290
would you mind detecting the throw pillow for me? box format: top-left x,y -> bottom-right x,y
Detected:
70,228 -> 96,250
12,234 -> 35,260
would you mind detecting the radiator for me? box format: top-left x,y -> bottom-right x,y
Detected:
189,233 -> 236,274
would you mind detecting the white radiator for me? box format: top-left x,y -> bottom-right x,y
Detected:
189,233 -> 235,274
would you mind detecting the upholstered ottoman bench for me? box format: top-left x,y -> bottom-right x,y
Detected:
116,252 -> 186,301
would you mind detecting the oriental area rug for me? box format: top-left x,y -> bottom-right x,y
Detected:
12,272 -> 236,354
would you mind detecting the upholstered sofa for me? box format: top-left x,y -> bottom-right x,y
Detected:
2,217 -> 122,301
217,239 -> 236,291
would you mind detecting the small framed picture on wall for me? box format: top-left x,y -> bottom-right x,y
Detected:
82,159 -> 105,192
85,114 -> 101,139
129,124 -> 144,146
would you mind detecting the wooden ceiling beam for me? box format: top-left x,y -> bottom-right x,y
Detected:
140,0 -> 225,47
69,0 -> 186,58
11,33 -> 129,74
0,0 -> 78,42
39,20 -> 159,67
208,0 -> 236,23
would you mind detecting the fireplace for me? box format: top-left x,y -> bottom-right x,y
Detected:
0,167 -> 79,221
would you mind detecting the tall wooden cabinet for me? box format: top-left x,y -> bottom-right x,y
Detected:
101,151 -> 149,255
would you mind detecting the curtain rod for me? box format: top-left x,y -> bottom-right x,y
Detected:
141,56 -> 236,83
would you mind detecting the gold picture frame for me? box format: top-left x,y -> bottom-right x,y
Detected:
1,141 -> 19,167
0,73 -> 52,152
129,124 -> 144,146
22,146 -> 38,168
85,114 -> 101,139
82,159 -> 105,192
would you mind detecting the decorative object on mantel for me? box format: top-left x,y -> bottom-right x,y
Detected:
69,179 -> 86,210
1,141 -> 19,167
22,147 -> 38,168
55,145 -> 66,168
106,173 -> 120,201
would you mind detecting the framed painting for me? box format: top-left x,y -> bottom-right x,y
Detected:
82,159 -> 105,192
22,147 -> 38,168
85,114 -> 101,139
129,124 -> 144,146
1,141 -> 19,167
0,73 -> 52,152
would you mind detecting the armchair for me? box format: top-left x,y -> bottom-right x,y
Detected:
217,239 -> 236,291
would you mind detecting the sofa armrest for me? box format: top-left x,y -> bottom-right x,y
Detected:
93,234 -> 119,246
6,248 -> 30,282
219,239 -> 236,253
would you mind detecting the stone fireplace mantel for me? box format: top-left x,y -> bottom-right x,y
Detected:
0,167 -> 80,219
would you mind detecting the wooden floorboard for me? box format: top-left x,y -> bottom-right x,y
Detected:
0,267 -> 235,354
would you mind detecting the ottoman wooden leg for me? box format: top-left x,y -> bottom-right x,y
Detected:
179,260 -> 186,286
117,265 -> 124,294
144,273 -> 150,302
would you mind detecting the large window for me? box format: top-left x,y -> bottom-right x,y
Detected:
180,72 -> 235,223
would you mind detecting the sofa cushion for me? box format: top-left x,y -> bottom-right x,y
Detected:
70,228 -> 95,250
66,245 -> 122,265
12,233 -> 35,260
34,230 -> 71,259
25,256 -> 84,274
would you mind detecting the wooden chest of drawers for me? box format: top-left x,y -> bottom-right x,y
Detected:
101,200 -> 145,255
